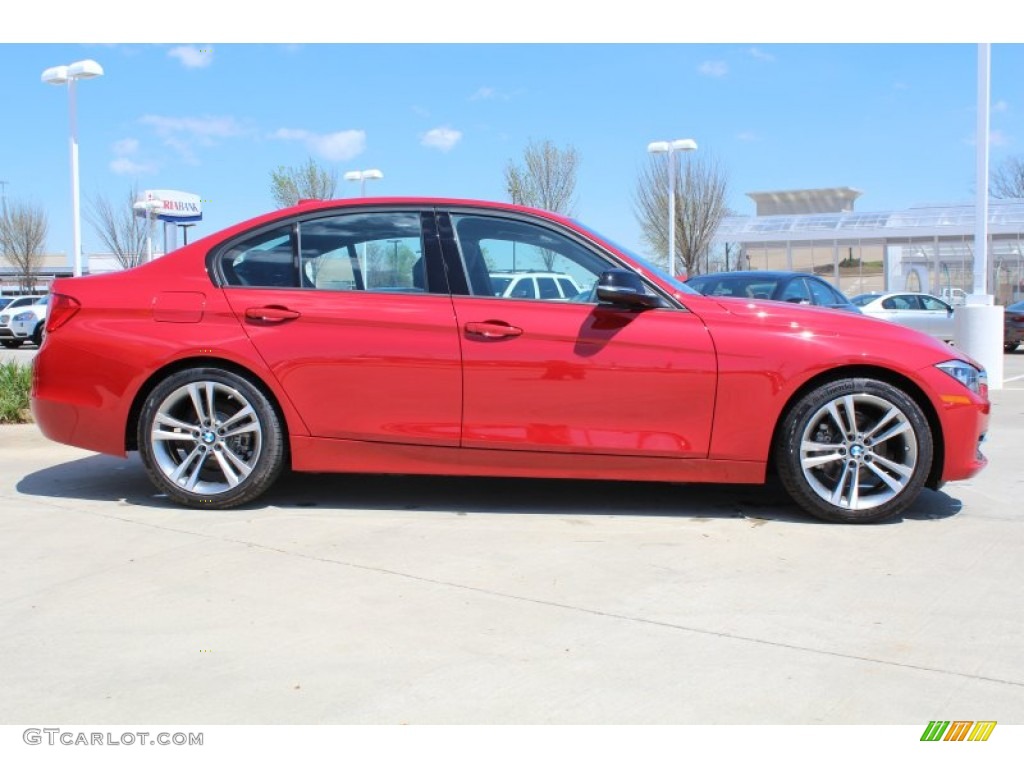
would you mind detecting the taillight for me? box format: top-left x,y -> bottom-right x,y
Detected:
46,293 -> 81,333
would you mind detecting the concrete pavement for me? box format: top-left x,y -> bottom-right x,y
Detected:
0,355 -> 1022,724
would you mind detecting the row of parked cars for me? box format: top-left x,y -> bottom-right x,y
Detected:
0,294 -> 49,348
680,270 -> 1022,351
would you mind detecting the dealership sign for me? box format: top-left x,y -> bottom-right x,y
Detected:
136,190 -> 203,223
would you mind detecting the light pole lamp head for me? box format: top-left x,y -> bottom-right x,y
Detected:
670,139 -> 697,152
647,141 -> 670,154
68,60 -> 104,80
41,66 -> 70,85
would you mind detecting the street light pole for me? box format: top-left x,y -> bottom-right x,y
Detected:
647,138 -> 697,277
42,59 -> 104,278
177,223 -> 197,246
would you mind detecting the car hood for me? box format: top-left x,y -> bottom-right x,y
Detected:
679,293 -> 981,369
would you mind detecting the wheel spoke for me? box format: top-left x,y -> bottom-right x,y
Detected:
829,463 -> 854,505
221,444 -> 255,478
187,383 -> 211,424
863,405 -> 899,440
169,446 -> 204,485
219,404 -> 255,431
213,450 -> 241,488
864,460 -> 906,493
870,452 -> 914,482
801,445 -> 845,469
870,419 -> 911,445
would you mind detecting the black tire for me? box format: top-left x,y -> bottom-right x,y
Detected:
137,367 -> 285,509
32,322 -> 44,347
1006,342 -> 1020,353
774,378 -> 933,524
1,339 -> 23,349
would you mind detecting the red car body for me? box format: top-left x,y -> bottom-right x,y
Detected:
31,198 -> 989,522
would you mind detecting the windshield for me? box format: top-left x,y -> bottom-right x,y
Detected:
850,294 -> 878,306
570,220 -> 699,295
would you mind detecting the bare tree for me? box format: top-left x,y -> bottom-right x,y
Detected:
634,153 -> 729,277
270,157 -> 338,208
991,155 -> 1024,199
0,200 -> 48,293
505,139 -> 580,270
86,186 -> 149,270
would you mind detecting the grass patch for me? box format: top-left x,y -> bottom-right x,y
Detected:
0,360 -> 33,424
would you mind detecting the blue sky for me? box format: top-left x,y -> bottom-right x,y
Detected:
2,39 -> 1022,263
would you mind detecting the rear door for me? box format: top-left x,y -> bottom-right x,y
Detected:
218,208 -> 463,446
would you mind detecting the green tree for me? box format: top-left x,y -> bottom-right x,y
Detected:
270,157 -> 337,208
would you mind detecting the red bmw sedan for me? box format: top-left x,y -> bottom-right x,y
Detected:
32,198 -> 989,523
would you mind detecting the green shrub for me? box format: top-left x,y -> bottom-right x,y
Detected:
0,360 -> 33,424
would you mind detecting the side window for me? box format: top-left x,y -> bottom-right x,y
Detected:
537,277 -> 560,299
808,279 -> 840,306
221,225 -> 296,287
920,296 -> 949,312
298,212 -> 434,294
780,278 -> 811,303
450,214 -> 610,301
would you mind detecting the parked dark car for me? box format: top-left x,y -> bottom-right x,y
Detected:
686,271 -> 861,313
1006,300 -> 1024,352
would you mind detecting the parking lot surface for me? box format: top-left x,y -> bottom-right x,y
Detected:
0,354 -> 1022,724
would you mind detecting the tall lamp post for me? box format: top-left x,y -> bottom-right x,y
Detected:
344,169 -> 384,286
41,59 -> 104,278
647,138 -> 697,278
177,222 -> 197,246
343,169 -> 384,197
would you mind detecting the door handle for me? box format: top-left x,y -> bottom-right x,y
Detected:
464,321 -> 523,339
245,306 -> 301,323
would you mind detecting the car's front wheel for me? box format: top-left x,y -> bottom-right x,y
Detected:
774,378 -> 932,523
1006,341 -> 1020,353
1,339 -> 23,349
137,368 -> 285,508
32,322 -> 44,347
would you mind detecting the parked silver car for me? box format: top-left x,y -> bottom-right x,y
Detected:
851,292 -> 955,342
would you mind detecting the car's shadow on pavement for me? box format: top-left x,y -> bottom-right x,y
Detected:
16,453 -> 963,525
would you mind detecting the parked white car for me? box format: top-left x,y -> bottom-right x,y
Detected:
489,271 -> 584,300
851,292 -> 955,342
0,295 -> 48,348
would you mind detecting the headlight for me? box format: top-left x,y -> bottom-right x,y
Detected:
935,360 -> 988,396
13,311 -> 35,322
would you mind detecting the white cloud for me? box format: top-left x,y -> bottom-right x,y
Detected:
698,60 -> 728,77
993,100 -> 1009,112
736,131 -> 760,142
748,47 -> 775,62
990,129 -> 1010,147
271,128 -> 366,161
112,138 -> 139,155
470,87 -> 496,100
110,157 -> 155,175
140,114 -> 246,164
421,127 -> 462,152
168,45 -> 213,69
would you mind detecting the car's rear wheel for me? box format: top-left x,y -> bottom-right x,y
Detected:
32,322 -> 44,347
138,368 -> 285,509
774,378 -> 932,523
1006,341 -> 1020,353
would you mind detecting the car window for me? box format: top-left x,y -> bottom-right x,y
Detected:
509,278 -> 536,299
882,295 -> 918,310
556,278 -> 578,297
537,277 -> 560,299
450,214 -> 609,301
780,278 -> 811,303
220,225 -> 296,287
920,296 -> 950,312
298,212 -> 431,293
807,278 -> 844,306
220,212 -> 436,294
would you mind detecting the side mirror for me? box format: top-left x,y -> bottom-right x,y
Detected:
595,269 -> 665,309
